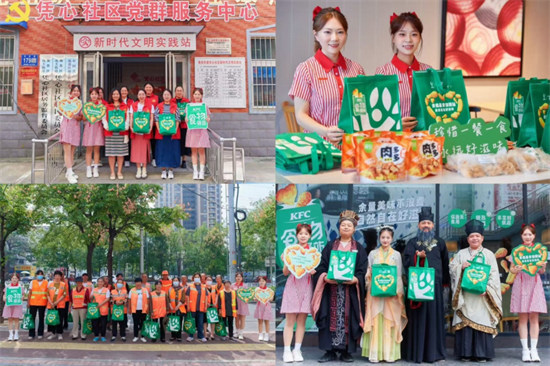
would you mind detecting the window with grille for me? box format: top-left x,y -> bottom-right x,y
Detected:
249,35 -> 275,113
0,31 -> 16,112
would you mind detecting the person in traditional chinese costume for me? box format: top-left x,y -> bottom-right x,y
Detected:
312,210 -> 368,363
402,206 -> 449,363
450,220 -> 502,362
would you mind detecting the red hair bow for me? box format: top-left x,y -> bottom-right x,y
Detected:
297,223 -> 311,230
390,11 -> 418,25
313,6 -> 341,21
521,223 -> 535,229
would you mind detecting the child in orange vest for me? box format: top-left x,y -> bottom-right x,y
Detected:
151,280 -> 169,343
254,276 -> 273,342
218,280 -> 238,340
91,277 -> 110,342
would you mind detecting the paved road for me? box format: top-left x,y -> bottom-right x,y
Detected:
0,303 -> 275,366
275,346 -> 550,365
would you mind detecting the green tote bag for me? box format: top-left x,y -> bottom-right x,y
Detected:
461,252 -> 491,295
407,256 -> 435,301
411,68 -> 470,131
371,263 -> 397,297
338,75 -> 402,133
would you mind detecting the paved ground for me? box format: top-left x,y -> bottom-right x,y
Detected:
275,346 -> 550,365
0,303 -> 275,366
0,156 -> 275,184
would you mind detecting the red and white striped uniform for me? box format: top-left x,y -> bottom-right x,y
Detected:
375,54 -> 431,118
289,50 -> 365,132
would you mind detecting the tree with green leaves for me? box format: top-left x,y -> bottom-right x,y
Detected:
240,195 -> 276,275
0,185 -> 38,321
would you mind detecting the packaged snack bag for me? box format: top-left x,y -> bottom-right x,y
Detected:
406,133 -> 444,179
341,131 -> 374,172
357,134 -> 410,183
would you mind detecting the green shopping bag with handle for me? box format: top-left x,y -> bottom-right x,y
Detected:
141,315 -> 160,340
167,315 -> 181,332
461,252 -> 491,295
206,306 -> 219,324
107,109 -> 126,132
21,309 -> 35,330
183,312 -> 196,335
215,318 -> 227,337
132,111 -> 151,134
339,74 -> 402,133
45,309 -> 60,326
86,303 -> 100,320
371,263 -> 397,297
111,304 -> 125,321
504,77 -> 547,142
517,81 -> 550,148
158,113 -> 177,135
411,68 -> 470,131
408,256 -> 435,301
276,133 -> 341,174
67,312 -> 73,323
327,250 -> 357,282
83,318 -> 93,335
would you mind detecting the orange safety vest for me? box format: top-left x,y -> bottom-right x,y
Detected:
218,290 -> 237,318
151,290 -> 167,319
111,288 -> 128,314
160,279 -> 172,293
47,281 -> 67,309
208,287 -> 219,307
168,287 -> 185,313
29,280 -> 48,306
83,281 -> 94,291
72,287 -> 88,309
129,287 -> 149,314
186,284 -> 208,313
91,287 -> 110,316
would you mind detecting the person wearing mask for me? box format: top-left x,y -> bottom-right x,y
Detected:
27,269 -> 48,340
70,277 -> 90,340
186,273 -> 209,342
169,277 -> 186,342
129,278 -> 150,343
111,278 -> 128,342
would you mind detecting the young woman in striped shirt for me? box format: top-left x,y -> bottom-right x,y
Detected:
289,6 -> 365,144
375,12 -> 431,131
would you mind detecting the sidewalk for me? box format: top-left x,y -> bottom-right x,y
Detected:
0,156 -> 275,184
275,346 -> 550,365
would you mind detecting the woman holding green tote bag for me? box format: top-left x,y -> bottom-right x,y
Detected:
361,226 -> 406,363
450,220 -> 502,362
288,6 -> 365,144
375,12 -> 431,130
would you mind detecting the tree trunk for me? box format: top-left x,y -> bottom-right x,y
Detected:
86,242 -> 96,277
107,233 -> 115,284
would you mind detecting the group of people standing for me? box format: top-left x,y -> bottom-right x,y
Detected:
280,208 -> 546,363
3,271 -> 274,344
59,83 -> 211,183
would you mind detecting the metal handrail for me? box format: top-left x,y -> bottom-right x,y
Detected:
31,132 -> 62,184
207,128 -> 240,184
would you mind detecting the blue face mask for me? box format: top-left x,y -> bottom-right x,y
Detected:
117,283 -> 123,289
194,278 -> 200,284
37,275 -> 44,280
